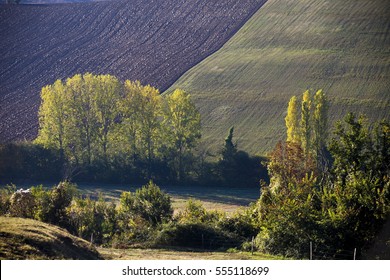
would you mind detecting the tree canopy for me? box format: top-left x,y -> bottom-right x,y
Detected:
35,74 -> 201,183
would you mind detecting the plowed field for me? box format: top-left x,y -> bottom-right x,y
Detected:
0,0 -> 267,142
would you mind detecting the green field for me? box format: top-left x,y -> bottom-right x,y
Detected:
167,0 -> 390,155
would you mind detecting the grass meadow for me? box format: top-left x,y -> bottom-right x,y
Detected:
167,0 -> 390,155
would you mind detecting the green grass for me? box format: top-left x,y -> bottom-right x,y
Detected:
166,0 -> 390,155
0,217 -> 101,259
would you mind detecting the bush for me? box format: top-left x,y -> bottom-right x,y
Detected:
0,142 -> 62,183
176,199 -> 221,224
155,222 -> 242,250
9,188 -> 35,218
217,209 -> 259,239
67,195 -> 117,245
119,181 -> 173,226
46,182 -> 77,228
0,184 -> 16,215
113,215 -> 157,248
30,185 -> 51,221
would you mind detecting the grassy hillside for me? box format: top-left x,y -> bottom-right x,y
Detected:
167,0 -> 390,155
0,217 -> 102,259
0,0 -> 266,142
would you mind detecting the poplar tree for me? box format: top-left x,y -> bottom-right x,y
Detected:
285,95 -> 300,143
313,89 -> 328,167
300,90 -> 312,156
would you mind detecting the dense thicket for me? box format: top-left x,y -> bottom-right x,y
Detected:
256,90 -> 390,259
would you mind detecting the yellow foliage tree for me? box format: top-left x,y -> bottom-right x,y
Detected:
285,95 -> 300,143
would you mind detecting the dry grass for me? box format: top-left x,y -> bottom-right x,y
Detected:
98,247 -> 284,260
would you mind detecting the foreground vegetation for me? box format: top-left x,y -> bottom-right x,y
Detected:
0,181 -> 263,253
255,91 -> 389,259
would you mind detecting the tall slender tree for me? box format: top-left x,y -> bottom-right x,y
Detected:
312,89 -> 328,170
285,95 -> 300,144
300,90 -> 312,156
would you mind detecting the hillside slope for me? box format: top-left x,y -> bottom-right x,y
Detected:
168,0 -> 390,155
0,216 -> 101,259
0,0 -> 266,142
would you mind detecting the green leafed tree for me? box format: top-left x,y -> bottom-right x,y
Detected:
37,73 -> 122,168
65,74 -> 99,165
164,89 -> 201,182
118,80 -> 164,176
93,74 -> 122,164
312,90 -> 329,169
35,79 -> 69,163
137,84 -> 163,177
117,80 -> 145,163
329,113 -> 371,185
221,126 -> 237,162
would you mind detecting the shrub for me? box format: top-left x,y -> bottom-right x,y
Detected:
0,184 -> 16,215
67,195 -> 117,245
155,222 -> 242,250
9,188 -> 35,218
46,181 -> 77,228
113,215 -> 157,248
119,181 -> 173,226
217,209 -> 259,239
176,199 -> 221,224
30,185 -> 51,221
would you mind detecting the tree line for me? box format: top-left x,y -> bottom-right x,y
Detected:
0,73 -> 267,187
35,74 -> 201,182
